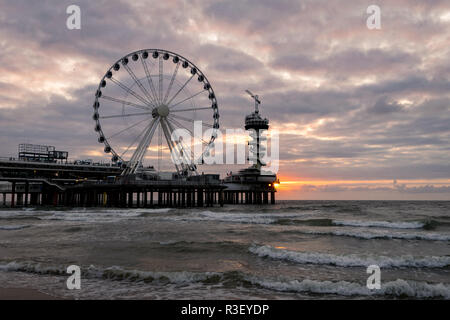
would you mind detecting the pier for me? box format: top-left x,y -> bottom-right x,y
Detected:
0,170 -> 227,208
0,49 -> 278,209
0,160 -> 276,208
0,162 -> 276,208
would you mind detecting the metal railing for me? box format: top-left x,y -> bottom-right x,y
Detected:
0,156 -> 118,167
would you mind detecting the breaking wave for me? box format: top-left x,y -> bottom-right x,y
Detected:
293,229 -> 450,241
1,261 -> 448,298
157,212 -> 449,231
250,278 -> 450,299
332,220 -> 425,229
249,245 -> 450,268
279,218 -> 447,230
0,261 -> 230,286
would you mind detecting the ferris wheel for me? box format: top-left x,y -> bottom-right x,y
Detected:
92,49 -> 219,176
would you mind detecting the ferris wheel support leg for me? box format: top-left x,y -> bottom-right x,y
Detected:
160,118 -> 181,175
122,117 -> 159,176
165,117 -> 197,176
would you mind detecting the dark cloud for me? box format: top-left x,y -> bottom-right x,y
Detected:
366,96 -> 403,114
272,49 -> 419,76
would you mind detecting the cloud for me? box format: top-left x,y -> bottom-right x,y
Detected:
294,183 -> 450,194
0,0 -> 449,199
366,96 -> 403,114
393,183 -> 450,194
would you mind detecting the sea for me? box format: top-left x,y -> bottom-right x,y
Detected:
0,200 -> 449,299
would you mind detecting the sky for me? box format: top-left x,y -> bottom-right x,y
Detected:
0,0 -> 449,200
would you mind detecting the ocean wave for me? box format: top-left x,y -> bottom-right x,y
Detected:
332,220 -> 425,229
63,226 -> 84,233
293,229 -> 450,241
1,261 -> 448,298
137,208 -> 174,217
0,210 -> 48,219
194,211 -> 277,224
95,266 -> 220,284
0,209 -> 143,223
0,261 -> 228,285
0,216 -> 42,221
0,225 -> 31,230
249,245 -> 450,268
159,211 -> 311,225
422,220 -> 450,230
250,278 -> 450,299
275,218 -> 333,226
276,218 -> 438,229
154,240 -> 247,253
38,208 -> 172,222
158,240 -> 180,245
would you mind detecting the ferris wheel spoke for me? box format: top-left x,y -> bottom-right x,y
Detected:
169,114 -> 214,128
166,74 -> 195,106
101,95 -> 150,111
122,63 -> 157,107
107,116 -> 152,140
163,62 -> 180,104
167,116 -> 209,146
169,89 -> 207,109
141,57 -> 160,105
159,56 -> 163,104
170,107 -> 212,113
100,111 -> 153,119
126,117 -> 160,174
110,77 -> 152,108
119,119 -> 154,158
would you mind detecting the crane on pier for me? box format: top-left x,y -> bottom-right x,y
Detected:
245,89 -> 261,114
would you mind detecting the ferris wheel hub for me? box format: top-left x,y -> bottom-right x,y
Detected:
152,104 -> 170,118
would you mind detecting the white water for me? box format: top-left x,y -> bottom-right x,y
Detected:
249,245 -> 450,268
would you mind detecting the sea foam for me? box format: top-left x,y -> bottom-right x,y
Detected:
294,228 -> 450,241
249,245 -> 450,268
332,219 -> 425,229
250,277 -> 450,299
